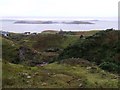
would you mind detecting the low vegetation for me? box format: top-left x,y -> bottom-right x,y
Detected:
2,61 -> 119,88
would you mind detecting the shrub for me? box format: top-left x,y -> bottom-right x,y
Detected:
99,62 -> 119,73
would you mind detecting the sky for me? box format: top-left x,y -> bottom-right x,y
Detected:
0,0 -> 119,18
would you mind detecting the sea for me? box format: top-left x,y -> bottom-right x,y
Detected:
0,17 -> 118,33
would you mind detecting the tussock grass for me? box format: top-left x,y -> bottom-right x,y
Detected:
2,62 -> 119,88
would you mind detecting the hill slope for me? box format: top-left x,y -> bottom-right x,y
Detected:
59,30 -> 120,73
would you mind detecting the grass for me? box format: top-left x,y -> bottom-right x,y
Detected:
2,37 -> 19,63
74,30 -> 99,36
2,61 -> 119,88
61,35 -> 79,48
0,61 -> 2,89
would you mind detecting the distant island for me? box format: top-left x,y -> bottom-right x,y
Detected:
62,21 -> 94,24
14,20 -> 57,24
14,20 -> 95,24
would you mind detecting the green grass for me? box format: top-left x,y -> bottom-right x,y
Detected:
61,35 -> 79,48
2,61 -> 119,88
0,61 -> 2,89
74,30 -> 99,36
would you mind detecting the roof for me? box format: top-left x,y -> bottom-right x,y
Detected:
0,31 -> 9,34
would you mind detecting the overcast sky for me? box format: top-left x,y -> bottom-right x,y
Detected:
0,0 -> 119,18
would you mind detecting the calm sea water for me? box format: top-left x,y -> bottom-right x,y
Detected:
0,17 -> 118,33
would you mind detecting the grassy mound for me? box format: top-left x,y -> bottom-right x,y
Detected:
2,37 -> 43,66
31,34 -> 79,51
2,37 -> 20,63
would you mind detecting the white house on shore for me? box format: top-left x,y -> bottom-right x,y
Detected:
0,31 -> 9,37
24,32 -> 38,35
24,32 -> 31,35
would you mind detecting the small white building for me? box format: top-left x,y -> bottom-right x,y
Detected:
24,32 -> 31,35
31,32 -> 37,35
0,31 -> 9,37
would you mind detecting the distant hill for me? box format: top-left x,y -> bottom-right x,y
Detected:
62,21 -> 94,24
14,20 -> 57,24
42,30 -> 59,34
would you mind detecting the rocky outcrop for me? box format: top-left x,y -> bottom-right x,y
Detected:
18,46 -> 41,65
